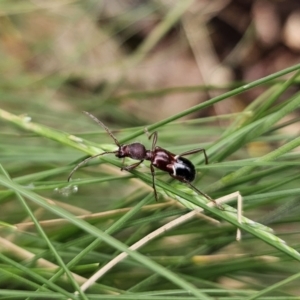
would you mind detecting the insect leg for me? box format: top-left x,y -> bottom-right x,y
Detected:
176,148 -> 208,164
148,131 -> 158,151
121,160 -> 144,171
185,181 -> 223,210
168,172 -> 222,208
150,163 -> 158,201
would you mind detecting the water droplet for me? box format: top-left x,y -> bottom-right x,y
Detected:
71,185 -> 78,193
23,116 -> 32,123
24,183 -> 35,189
54,185 -> 78,197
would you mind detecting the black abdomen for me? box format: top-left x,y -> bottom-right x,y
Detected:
173,157 -> 195,182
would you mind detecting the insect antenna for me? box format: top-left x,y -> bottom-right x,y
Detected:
68,112 -> 122,182
83,111 -> 121,147
68,150 -> 118,182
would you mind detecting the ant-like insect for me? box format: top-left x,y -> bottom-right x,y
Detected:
68,111 -> 217,206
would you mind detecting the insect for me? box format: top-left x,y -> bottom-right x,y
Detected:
68,111 -> 217,205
